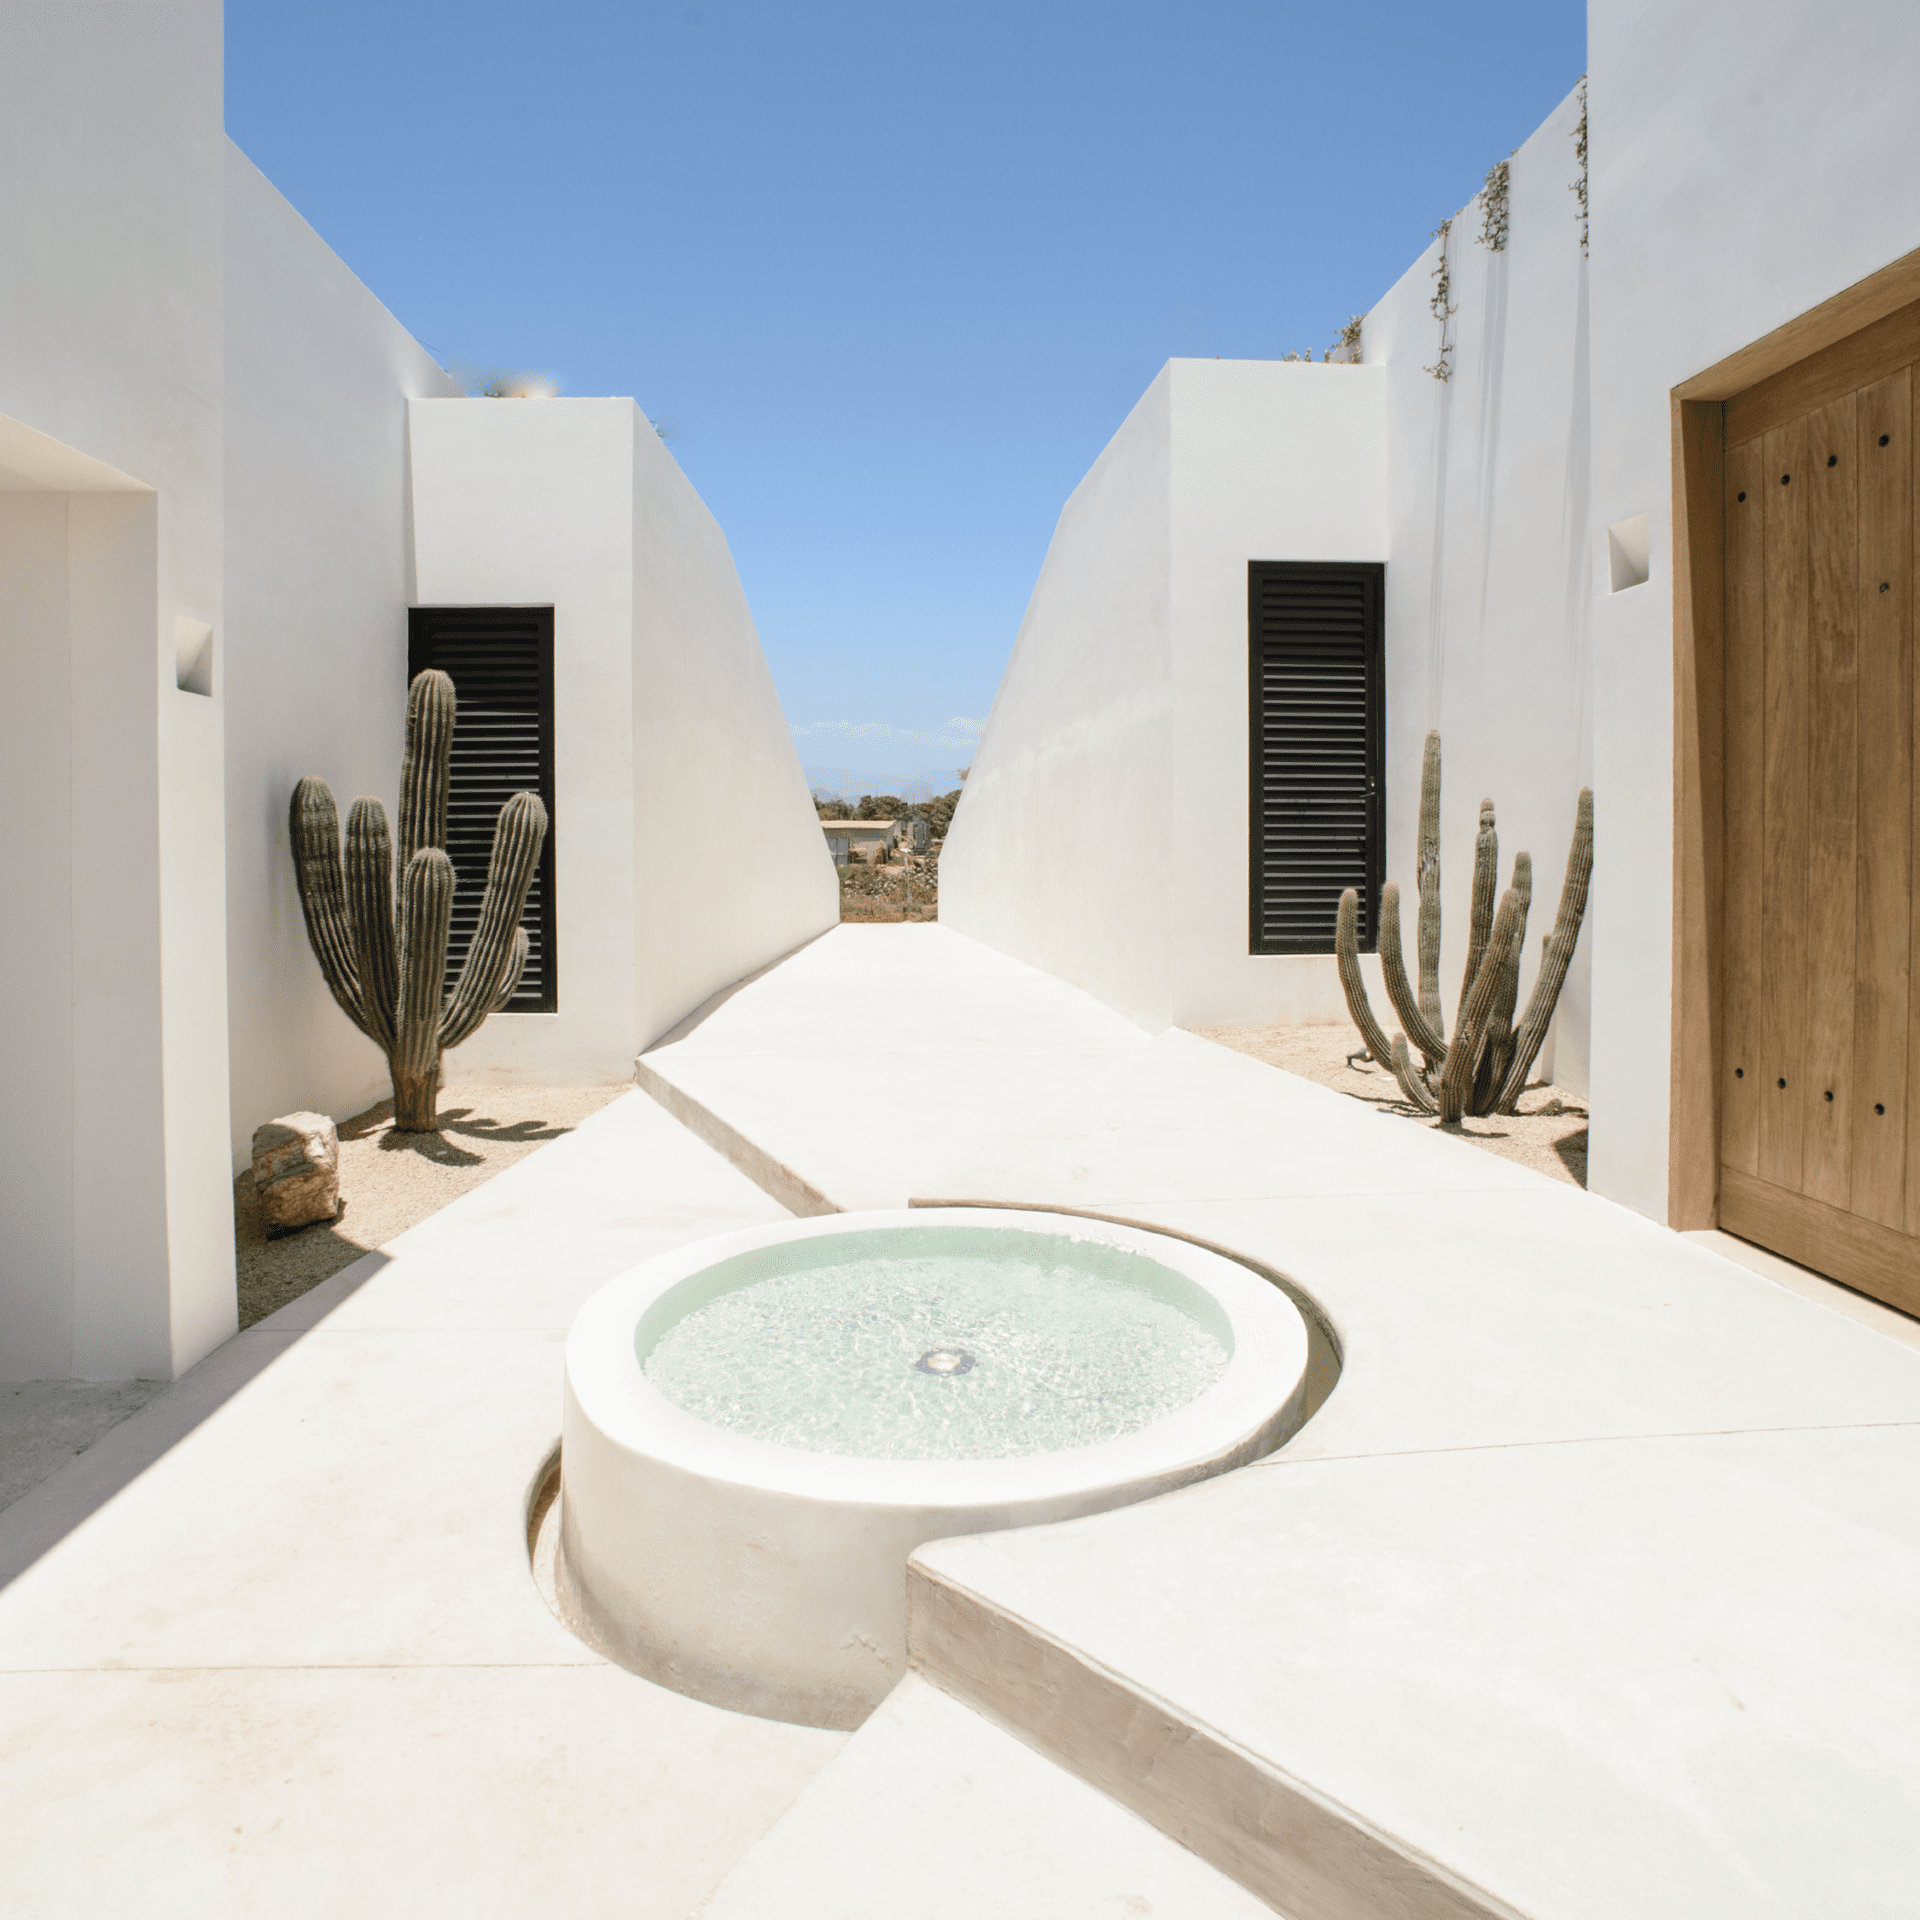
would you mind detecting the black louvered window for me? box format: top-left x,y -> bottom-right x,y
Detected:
407,607 -> 556,1011
1248,562 -> 1384,954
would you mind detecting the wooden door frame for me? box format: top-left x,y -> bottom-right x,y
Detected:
1669,246 -> 1920,1228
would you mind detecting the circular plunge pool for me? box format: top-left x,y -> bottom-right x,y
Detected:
558,1209 -> 1310,1728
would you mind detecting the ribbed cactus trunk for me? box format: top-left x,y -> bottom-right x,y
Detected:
1333,729 -> 1593,1123
289,670 -> 547,1133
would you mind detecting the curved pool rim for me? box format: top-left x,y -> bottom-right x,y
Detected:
558,1207 -> 1311,1729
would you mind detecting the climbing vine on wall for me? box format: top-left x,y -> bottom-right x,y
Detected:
1478,158 -> 1511,252
1331,314 -> 1364,364
1572,78 -> 1589,254
1425,219 -> 1456,382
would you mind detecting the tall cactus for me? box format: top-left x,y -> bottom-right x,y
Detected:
289,670 -> 548,1131
1334,728 -> 1592,1121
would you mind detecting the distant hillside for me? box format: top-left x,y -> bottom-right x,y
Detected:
803,763 -> 962,805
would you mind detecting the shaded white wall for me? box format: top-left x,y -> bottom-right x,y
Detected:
942,361 -> 1387,1030
941,372 -> 1176,1026
410,398 -> 836,1080
222,145 -> 460,1157
1169,359 -> 1389,1025
0,1 -> 234,1380
1584,0 -> 1920,1217
1360,86 -> 1595,1097
629,411 -> 841,1047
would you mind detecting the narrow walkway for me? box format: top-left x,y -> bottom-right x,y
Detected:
637,922 -> 1151,1212
670,931 -> 1920,1920
0,1093 -> 845,1919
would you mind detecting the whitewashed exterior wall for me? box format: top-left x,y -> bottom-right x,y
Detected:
409,398 -> 836,1081
940,372 -> 1176,1027
1362,85 -> 1594,1097
222,147 -> 461,1158
942,361 -> 1387,1031
1583,0 -> 1920,1215
0,0 -> 234,1381
1169,360 -> 1390,1026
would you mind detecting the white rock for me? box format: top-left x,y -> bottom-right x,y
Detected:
251,1112 -> 341,1234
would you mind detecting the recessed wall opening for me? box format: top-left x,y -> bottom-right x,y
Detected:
407,606 -> 557,1012
1606,513 -> 1650,592
173,616 -> 213,695
1246,561 -> 1385,955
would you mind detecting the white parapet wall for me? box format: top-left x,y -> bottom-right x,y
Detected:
221,145 -> 463,1160
1359,84 -> 1595,1100
408,398 -> 837,1083
942,359 -> 1388,1032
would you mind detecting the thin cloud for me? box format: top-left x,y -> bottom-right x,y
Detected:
792,717 -> 983,749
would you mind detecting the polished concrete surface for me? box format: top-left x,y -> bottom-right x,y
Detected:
8,923 -> 1917,1916
0,1092 -> 845,1919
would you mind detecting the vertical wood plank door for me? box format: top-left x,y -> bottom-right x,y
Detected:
1717,309 -> 1920,1314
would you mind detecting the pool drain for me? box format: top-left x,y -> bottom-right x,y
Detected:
914,1347 -> 975,1376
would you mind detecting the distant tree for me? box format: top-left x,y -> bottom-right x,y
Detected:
923,789 -> 961,839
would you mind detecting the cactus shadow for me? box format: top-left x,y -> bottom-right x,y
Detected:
423,1105 -> 576,1149
374,1128 -> 486,1166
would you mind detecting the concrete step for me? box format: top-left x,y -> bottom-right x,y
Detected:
699,1672 -> 1276,1919
906,1550 -> 1522,1920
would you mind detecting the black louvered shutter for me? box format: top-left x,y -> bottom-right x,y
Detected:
407,607 -> 556,1011
1248,562 -> 1384,954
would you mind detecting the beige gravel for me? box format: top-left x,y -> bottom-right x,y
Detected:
234,1082 -> 630,1328
1188,1023 -> 1589,1188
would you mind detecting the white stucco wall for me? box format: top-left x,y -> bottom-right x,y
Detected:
1168,359 -> 1389,1025
627,411 -> 841,1048
410,398 -> 835,1081
1360,86 -> 1595,1098
0,1 -> 234,1381
1582,0 -> 1920,1217
940,372 -> 1177,1027
942,361 -> 1387,1030
222,145 -> 461,1159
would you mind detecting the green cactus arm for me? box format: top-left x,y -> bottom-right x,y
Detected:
289,777 -> 376,1041
489,928 -> 530,1014
1378,881 -> 1448,1067
1439,885 -> 1522,1123
1390,1033 -> 1439,1114
398,670 -> 456,873
394,847 -> 454,1090
1415,730 -> 1445,1040
1477,850 -> 1532,1113
1495,788 -> 1594,1112
1334,887 -> 1395,1066
439,792 -> 548,1049
1458,800 -> 1498,1027
344,797 -> 399,1055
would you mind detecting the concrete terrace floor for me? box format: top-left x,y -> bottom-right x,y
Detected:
0,1094 -> 844,1918
663,928 -> 1920,1919
5,922 -> 1918,1916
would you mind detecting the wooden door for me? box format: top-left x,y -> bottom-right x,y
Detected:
1718,307 -> 1920,1312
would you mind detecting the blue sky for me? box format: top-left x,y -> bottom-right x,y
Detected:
227,0 -> 1586,796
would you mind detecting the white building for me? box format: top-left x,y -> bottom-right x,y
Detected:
944,6 -> 1920,1320
0,2 -> 835,1386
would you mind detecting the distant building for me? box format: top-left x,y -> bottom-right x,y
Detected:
823,820 -> 897,865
